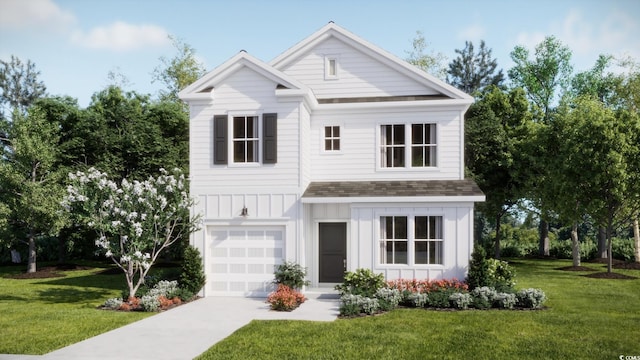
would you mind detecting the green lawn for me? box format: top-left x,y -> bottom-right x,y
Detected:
198,260 -> 640,360
0,262 -> 151,355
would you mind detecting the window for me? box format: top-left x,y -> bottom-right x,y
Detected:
233,116 -> 259,163
380,123 -> 437,168
324,126 -> 340,151
324,55 -> 339,79
213,113 -> 278,165
411,124 -> 437,167
380,216 -> 407,264
414,216 -> 443,264
379,215 -> 443,265
381,124 -> 405,167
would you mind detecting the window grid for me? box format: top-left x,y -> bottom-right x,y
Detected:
380,124 -> 405,167
233,116 -> 259,163
324,126 -> 341,151
414,216 -> 443,265
411,124 -> 437,167
380,216 -> 408,264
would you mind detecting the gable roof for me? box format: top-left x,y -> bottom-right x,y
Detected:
270,22 -> 472,102
178,50 -> 312,102
301,180 -> 485,203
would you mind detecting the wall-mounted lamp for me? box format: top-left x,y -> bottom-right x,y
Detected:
241,206 -> 249,217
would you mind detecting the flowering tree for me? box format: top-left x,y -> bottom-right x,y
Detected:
62,167 -> 200,298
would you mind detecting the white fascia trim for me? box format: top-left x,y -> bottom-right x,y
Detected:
301,195 -> 486,204
314,98 -> 473,114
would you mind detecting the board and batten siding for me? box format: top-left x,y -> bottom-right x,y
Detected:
350,203 -> 475,281
309,109 -> 462,181
188,66 -> 302,191
279,37 -> 439,99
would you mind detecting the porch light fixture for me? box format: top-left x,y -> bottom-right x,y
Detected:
241,206 -> 249,217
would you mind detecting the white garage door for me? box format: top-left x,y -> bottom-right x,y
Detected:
207,226 -> 284,296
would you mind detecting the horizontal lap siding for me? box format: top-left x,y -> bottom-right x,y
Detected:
189,67 -> 301,190
280,37 -> 438,98
310,110 -> 461,181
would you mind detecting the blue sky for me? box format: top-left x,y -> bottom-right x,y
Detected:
1,0 -> 639,107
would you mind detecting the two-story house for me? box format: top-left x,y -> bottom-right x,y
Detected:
179,22 -> 484,297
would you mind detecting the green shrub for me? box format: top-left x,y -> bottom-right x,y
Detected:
335,268 -> 385,297
493,292 -> 517,309
516,288 -> 546,309
471,286 -> 497,310
612,237 -> 635,262
374,288 -> 401,311
267,284 -> 306,311
140,294 -> 161,312
102,297 -> 123,310
179,245 -> 206,294
171,287 -> 195,302
500,241 -> 538,258
449,292 -> 472,310
273,261 -> 309,290
466,245 -> 490,290
426,289 -> 454,308
147,280 -> 178,298
487,259 -> 516,292
406,293 -> 429,308
339,294 -> 380,316
550,239 -> 597,260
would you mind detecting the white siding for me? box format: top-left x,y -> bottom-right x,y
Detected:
189,66 -> 301,191
280,37 -> 439,99
309,109 -> 462,181
350,203 -> 474,281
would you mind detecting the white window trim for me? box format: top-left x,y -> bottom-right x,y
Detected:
228,111 -> 262,167
320,124 -> 343,154
375,212 -> 446,268
324,54 -> 339,80
375,121 -> 440,172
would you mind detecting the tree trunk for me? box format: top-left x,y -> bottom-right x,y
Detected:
539,219 -> 550,256
634,218 -> 640,263
570,222 -> 580,267
27,228 -> 37,273
494,214 -> 502,259
597,226 -> 608,258
606,222 -> 613,273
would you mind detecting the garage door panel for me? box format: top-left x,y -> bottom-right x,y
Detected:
207,226 -> 284,296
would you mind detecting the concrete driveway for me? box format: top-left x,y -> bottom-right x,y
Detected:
0,293 -> 339,360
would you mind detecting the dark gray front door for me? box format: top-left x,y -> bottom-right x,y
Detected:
319,222 -> 347,283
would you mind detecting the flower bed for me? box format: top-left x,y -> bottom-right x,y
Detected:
267,284 -> 306,311
100,280 -> 195,312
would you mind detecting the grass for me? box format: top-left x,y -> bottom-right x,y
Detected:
197,259 -> 640,360
0,262 -> 152,355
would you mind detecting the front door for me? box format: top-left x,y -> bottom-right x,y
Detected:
319,222 -> 347,283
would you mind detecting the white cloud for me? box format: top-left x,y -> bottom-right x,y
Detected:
0,0 -> 75,31
514,31 -> 546,51
457,24 -> 486,43
70,21 -> 171,52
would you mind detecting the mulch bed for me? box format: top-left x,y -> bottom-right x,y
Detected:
582,272 -> 638,280
556,266 -> 594,271
5,263 -> 94,279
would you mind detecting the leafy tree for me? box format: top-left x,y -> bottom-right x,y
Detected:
63,167 -> 201,297
508,36 -> 573,256
447,40 -> 504,94
0,106 -> 65,272
152,35 -> 206,104
465,86 -> 530,258
405,31 -> 447,79
0,55 -> 47,116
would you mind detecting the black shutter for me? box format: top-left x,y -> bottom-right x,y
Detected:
263,113 -> 278,164
213,115 -> 228,164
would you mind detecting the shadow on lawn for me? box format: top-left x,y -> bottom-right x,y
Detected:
36,287 -> 115,304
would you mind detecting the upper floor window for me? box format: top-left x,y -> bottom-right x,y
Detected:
324,55 -> 339,80
380,123 -> 436,168
233,116 -> 258,163
324,126 -> 340,151
213,113 -> 278,165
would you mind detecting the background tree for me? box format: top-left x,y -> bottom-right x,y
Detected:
152,35 -> 206,105
0,106 -> 65,272
447,40 -> 504,94
0,55 -> 47,116
405,31 -> 448,79
508,36 -> 573,256
465,86 -> 530,258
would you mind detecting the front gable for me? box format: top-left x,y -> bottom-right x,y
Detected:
270,22 -> 472,103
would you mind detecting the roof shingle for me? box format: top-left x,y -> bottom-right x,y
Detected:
302,180 -> 484,198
